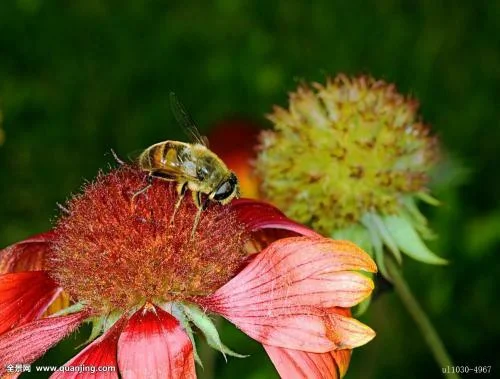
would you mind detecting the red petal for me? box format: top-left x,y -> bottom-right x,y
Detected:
0,232 -> 56,274
264,344 -> 340,379
197,237 -> 375,352
0,271 -> 61,335
0,312 -> 86,372
118,304 -> 195,379
51,317 -> 123,379
231,199 -> 320,237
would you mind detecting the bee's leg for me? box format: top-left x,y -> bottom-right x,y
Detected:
131,173 -> 153,204
190,192 -> 208,240
110,149 -> 125,165
56,202 -> 71,215
170,182 -> 188,225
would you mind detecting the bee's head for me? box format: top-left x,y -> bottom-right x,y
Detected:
212,172 -> 239,204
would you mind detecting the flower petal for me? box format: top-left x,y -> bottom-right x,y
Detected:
331,349 -> 351,378
263,344 -> 340,379
231,199 -> 320,237
0,271 -> 61,335
223,308 -> 337,352
0,312 -> 86,372
118,304 -> 195,379
197,237 -> 376,352
0,232 -> 55,274
51,317 -> 122,379
203,237 -> 376,311
324,310 -> 376,349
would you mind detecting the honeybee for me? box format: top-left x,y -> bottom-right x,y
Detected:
135,93 -> 240,236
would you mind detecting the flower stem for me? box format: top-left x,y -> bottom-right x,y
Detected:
385,253 -> 459,379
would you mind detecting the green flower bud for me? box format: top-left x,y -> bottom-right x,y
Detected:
256,75 -> 446,283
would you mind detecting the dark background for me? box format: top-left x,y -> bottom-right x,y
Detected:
1,1 -> 499,378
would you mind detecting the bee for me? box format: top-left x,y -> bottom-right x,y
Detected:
134,93 -> 239,237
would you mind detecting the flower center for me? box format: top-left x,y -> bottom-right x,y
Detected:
49,166 -> 249,313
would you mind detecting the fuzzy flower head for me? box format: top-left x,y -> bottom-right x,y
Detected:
50,168 -> 248,313
0,165 -> 377,378
256,75 -> 447,278
256,74 -> 438,233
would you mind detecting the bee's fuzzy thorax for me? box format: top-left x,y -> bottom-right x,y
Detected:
48,165 -> 249,313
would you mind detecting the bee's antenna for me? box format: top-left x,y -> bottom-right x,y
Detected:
110,149 -> 125,165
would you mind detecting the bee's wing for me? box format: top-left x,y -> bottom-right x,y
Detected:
169,92 -> 210,147
153,161 -> 200,181
153,145 -> 200,181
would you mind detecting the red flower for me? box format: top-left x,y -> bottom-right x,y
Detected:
0,166 -> 376,378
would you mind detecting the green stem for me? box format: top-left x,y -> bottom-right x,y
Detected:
385,253 -> 459,379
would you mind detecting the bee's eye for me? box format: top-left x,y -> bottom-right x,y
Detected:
213,174 -> 237,201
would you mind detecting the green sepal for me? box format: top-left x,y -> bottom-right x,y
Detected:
362,214 -> 390,280
417,191 -> 441,206
353,286 -> 372,316
103,309 -> 123,330
401,196 -> 436,240
50,302 -> 85,317
362,213 -> 402,265
77,316 -> 105,348
382,215 -> 448,265
332,224 -> 373,255
181,303 -> 247,361
168,303 -> 203,367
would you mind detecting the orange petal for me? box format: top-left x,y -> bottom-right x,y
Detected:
0,271 -> 61,335
118,304 -> 195,379
331,349 -> 352,378
325,311 -> 376,349
43,291 -> 71,317
0,232 -> 56,274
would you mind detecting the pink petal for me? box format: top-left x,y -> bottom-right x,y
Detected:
264,344 -> 340,379
231,199 -> 320,237
203,237 -> 376,311
51,317 -> 123,379
327,308 -> 352,377
196,237 -> 376,352
118,304 -> 195,379
0,312 -> 86,372
0,271 -> 61,335
0,232 -> 56,274
225,308 -> 338,352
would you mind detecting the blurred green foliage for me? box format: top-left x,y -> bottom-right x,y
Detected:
0,1 -> 499,378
